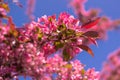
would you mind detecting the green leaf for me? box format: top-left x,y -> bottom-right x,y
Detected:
38,33 -> 43,40
10,30 -> 19,38
63,48 -> 71,61
58,24 -> 66,31
78,45 -> 94,57
66,29 -> 75,35
35,27 -> 41,33
81,69 -> 85,75
35,27 -> 43,40
71,39 -> 77,42
63,64 -> 72,69
76,32 -> 83,37
83,31 -> 99,38
54,41 -> 64,50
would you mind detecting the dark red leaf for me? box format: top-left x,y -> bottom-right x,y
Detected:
81,17 -> 100,29
88,38 -> 98,46
83,31 -> 99,38
78,45 -> 94,57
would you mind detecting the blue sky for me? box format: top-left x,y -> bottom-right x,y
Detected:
9,0 -> 120,72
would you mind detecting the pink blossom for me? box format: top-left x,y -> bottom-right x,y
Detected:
26,0 -> 36,20
0,8 -> 7,17
70,0 -> 120,40
100,49 -> 120,80
0,1 -> 101,79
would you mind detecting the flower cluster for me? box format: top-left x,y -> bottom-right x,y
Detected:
0,9 -> 99,79
0,53 -> 100,80
100,49 -> 120,80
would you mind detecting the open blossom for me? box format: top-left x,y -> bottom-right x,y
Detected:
58,12 -> 80,30
100,49 -> 120,80
85,68 -> 99,80
0,24 -> 10,42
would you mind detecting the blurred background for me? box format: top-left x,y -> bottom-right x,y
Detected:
8,0 -> 120,71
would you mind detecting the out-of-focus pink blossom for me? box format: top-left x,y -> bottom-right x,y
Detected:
100,49 -> 120,80
0,8 -> 7,17
70,0 -> 88,16
70,0 -> 120,40
26,0 -> 36,20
